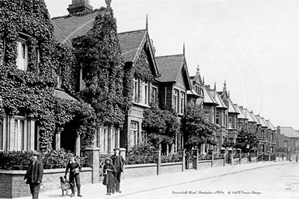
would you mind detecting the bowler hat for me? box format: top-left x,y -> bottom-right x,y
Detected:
113,148 -> 120,151
31,150 -> 40,157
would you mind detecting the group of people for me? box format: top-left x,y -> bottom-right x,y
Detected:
24,148 -> 124,198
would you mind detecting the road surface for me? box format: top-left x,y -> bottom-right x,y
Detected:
19,161 -> 298,199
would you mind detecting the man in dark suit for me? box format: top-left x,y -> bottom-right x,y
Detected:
111,148 -> 124,193
24,151 -> 44,199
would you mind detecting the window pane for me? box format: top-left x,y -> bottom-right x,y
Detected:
0,119 -> 3,150
16,41 -> 27,71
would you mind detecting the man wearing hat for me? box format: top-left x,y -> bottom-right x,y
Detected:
24,151 -> 44,199
111,148 -> 124,193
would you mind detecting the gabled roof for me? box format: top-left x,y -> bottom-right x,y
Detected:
118,29 -> 147,63
280,127 -> 299,138
260,117 -> 268,128
156,54 -> 184,83
203,86 -> 218,105
227,98 -> 239,114
210,90 -> 226,109
190,66 -> 203,85
155,54 -> 192,90
266,120 -> 276,131
241,108 -> 256,123
249,111 -> 258,123
52,11 -> 101,46
234,104 -> 246,119
238,106 -> 248,120
53,89 -> 77,101
118,29 -> 159,76
255,115 -> 262,126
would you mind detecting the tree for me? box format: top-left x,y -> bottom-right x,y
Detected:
183,103 -> 218,149
235,127 -> 259,153
142,103 -> 179,148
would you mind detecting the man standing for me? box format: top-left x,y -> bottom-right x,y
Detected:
24,151 -> 44,199
111,148 -> 124,193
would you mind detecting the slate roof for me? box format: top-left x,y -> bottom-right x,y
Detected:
52,11 -> 101,46
210,91 -> 226,109
249,111 -> 258,123
118,29 -> 147,63
260,117 -> 268,128
53,89 -> 77,101
156,54 -> 185,83
241,108 -> 256,123
227,98 -> 239,114
280,127 -> 299,138
234,104 -> 246,119
203,87 -> 218,105
266,120 -> 276,131
255,115 -> 262,125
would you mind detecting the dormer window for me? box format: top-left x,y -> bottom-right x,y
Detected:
16,38 -> 28,71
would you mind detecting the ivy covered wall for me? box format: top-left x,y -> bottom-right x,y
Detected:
0,0 -> 96,151
73,9 -> 128,128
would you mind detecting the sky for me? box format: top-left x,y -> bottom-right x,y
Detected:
44,0 -> 299,130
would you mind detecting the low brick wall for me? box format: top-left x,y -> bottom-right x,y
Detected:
212,159 -> 224,167
0,167 -> 92,198
123,164 -> 157,179
161,162 -> 183,175
197,160 -> 212,169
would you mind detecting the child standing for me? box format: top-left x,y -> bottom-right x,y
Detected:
103,157 -> 116,195
65,156 -> 82,197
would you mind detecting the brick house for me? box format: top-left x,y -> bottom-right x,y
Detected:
218,82 -> 239,145
190,66 -> 218,153
0,0 -> 93,155
278,127 -> 299,154
155,48 -> 194,154
118,28 -> 160,151
206,84 -> 228,151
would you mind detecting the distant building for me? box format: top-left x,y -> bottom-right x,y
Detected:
278,127 -> 299,154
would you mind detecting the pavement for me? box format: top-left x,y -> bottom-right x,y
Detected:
18,160 -> 297,199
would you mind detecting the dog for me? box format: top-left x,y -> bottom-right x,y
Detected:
60,176 -> 71,196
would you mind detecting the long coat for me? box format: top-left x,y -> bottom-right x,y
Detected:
102,164 -> 116,186
24,160 -> 44,184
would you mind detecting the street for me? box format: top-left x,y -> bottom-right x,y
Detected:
19,161 -> 298,199
116,162 -> 298,199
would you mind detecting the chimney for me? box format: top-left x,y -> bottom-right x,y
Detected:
68,0 -> 93,15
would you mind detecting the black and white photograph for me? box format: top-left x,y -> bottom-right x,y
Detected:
0,0 -> 298,198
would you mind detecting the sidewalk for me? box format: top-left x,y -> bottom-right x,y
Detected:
18,161 -> 295,199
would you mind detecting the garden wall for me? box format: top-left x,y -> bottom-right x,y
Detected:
123,164 -> 157,179
0,167 -> 92,198
161,162 -> 183,175
212,159 -> 224,167
197,160 -> 212,170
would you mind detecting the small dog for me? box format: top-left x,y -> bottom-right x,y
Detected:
60,176 -> 71,196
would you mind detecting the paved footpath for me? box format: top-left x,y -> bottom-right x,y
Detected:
18,161 -> 298,199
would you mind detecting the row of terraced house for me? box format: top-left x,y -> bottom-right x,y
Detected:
0,0 -> 282,158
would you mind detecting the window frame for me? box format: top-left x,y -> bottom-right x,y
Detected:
173,89 -> 179,113
16,39 -> 28,71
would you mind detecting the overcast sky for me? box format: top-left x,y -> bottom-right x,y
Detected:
45,0 -> 299,130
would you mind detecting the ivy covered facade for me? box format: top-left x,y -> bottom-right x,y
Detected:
0,0 -> 278,157
0,0 -> 96,155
